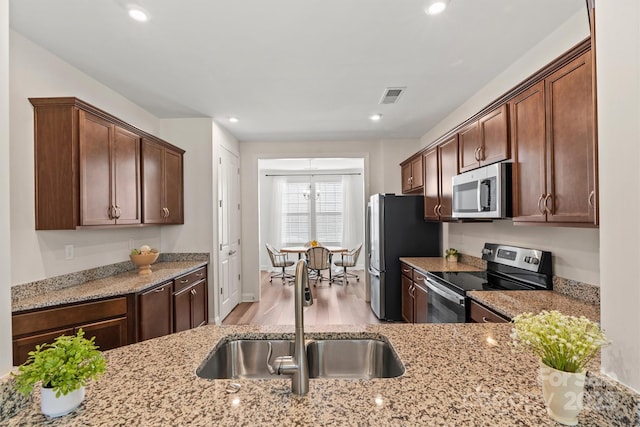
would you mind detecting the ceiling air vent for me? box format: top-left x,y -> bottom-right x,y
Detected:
379,87 -> 406,104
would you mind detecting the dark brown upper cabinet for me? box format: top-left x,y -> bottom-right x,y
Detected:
511,51 -> 597,226
30,97 -> 184,229
142,139 -> 184,224
459,105 -> 510,173
400,154 -> 424,194
423,135 -> 459,221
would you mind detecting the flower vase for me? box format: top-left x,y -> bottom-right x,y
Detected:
40,385 -> 85,418
539,361 -> 586,426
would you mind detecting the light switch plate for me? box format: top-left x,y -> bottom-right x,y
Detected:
64,245 -> 74,260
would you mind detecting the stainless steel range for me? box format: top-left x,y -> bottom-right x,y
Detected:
423,243 -> 553,323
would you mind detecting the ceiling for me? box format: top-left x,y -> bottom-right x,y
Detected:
9,0 -> 588,142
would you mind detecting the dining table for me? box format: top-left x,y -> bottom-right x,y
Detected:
280,245 -> 348,282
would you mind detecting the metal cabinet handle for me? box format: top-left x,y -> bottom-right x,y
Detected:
537,194 -> 544,214
588,190 -> 595,208
543,194 -> 552,214
165,208 -> 170,218
433,204 -> 438,216
229,250 -> 237,256
437,204 -> 443,216
115,205 -> 121,219
179,279 -> 189,284
191,288 -> 197,296
154,287 -> 165,293
402,268 -> 411,274
482,316 -> 490,323
474,147 -> 481,161
195,272 -> 204,277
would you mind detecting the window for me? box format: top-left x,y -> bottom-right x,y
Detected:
281,177 -> 343,246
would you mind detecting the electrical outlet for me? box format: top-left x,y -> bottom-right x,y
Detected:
129,239 -> 135,250
64,245 -> 74,260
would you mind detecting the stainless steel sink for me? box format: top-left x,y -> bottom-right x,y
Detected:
196,337 -> 404,380
306,339 -> 404,379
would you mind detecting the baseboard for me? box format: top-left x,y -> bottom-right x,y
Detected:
242,292 -> 257,302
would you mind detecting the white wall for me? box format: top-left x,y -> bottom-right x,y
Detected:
9,31 -> 167,285
240,139 -> 417,301
598,0 -> 640,392
420,10 -> 599,285
1,0 -> 12,376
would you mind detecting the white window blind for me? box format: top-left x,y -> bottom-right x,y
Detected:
281,177 -> 343,246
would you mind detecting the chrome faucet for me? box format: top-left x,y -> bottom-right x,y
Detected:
266,259 -> 313,395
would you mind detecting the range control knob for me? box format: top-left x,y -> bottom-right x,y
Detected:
524,256 -> 540,265
481,248 -> 493,256
524,256 -> 531,263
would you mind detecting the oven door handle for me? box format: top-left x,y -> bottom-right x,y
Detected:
424,278 -> 465,305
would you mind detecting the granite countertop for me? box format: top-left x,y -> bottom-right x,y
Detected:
4,323 -> 637,426
400,257 -> 484,272
12,261 -> 207,313
468,290 -> 601,322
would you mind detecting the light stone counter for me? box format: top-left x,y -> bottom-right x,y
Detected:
468,290 -> 600,323
12,261 -> 207,313
3,323 -> 637,426
400,257 -> 484,273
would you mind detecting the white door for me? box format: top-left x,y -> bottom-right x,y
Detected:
218,147 -> 241,320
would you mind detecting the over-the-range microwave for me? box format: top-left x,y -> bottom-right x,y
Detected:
452,162 -> 511,219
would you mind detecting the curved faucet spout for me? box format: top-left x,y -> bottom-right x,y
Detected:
267,259 -> 312,395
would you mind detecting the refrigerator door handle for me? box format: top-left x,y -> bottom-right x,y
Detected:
368,267 -> 380,278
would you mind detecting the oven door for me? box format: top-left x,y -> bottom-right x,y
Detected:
424,276 -> 466,323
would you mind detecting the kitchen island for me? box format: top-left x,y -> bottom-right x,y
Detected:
4,323 -> 637,426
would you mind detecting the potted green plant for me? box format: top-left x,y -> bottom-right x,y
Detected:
511,310 -> 609,425
13,329 -> 107,418
444,248 -> 459,262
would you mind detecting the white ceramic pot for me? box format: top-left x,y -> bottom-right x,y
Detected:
40,385 -> 85,418
539,361 -> 586,426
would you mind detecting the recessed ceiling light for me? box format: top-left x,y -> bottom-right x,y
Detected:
128,8 -> 149,22
370,114 -> 382,122
228,117 -> 239,123
425,1 -> 447,15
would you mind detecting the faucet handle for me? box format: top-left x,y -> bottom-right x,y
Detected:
266,342 -> 277,375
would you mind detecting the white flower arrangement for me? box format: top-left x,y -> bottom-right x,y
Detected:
511,310 -> 609,373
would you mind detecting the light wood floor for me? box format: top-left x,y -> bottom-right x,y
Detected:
222,270 -> 382,325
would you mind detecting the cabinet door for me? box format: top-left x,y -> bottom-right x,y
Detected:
401,163 -> 413,193
545,51 -> 596,224
191,280 -> 207,328
113,127 -> 141,225
458,121 -> 480,173
400,275 -> 414,323
139,282 -> 172,341
164,147 -> 184,224
13,328 -> 74,366
78,317 -> 128,351
479,104 -> 509,166
469,300 -> 509,323
410,156 -> 424,190
413,283 -> 429,323
438,136 -> 459,220
510,82 -> 548,223
423,148 -> 440,221
79,111 -> 114,225
173,286 -> 192,333
141,139 -> 165,224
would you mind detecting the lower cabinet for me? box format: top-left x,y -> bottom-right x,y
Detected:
12,296 -> 131,365
468,300 -> 509,323
401,263 -> 429,324
173,267 -> 208,333
138,281 -> 173,341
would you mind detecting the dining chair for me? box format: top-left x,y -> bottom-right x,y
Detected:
305,246 -> 332,286
265,243 -> 295,285
332,243 -> 363,285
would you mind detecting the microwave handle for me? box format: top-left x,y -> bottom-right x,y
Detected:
479,179 -> 491,211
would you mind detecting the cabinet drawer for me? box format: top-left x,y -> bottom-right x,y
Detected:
12,297 -> 128,337
174,266 -> 207,293
413,270 -> 427,285
400,263 -> 413,279
469,300 -> 509,323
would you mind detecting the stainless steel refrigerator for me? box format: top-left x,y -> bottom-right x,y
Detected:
367,194 -> 441,321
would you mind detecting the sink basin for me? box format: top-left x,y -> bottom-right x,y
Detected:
196,337 -> 405,380
306,339 -> 404,379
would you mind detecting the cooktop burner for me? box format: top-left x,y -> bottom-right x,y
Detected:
426,270 -> 538,295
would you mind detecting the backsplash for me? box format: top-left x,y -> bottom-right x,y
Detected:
11,253 -> 209,303
461,253 -> 600,305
